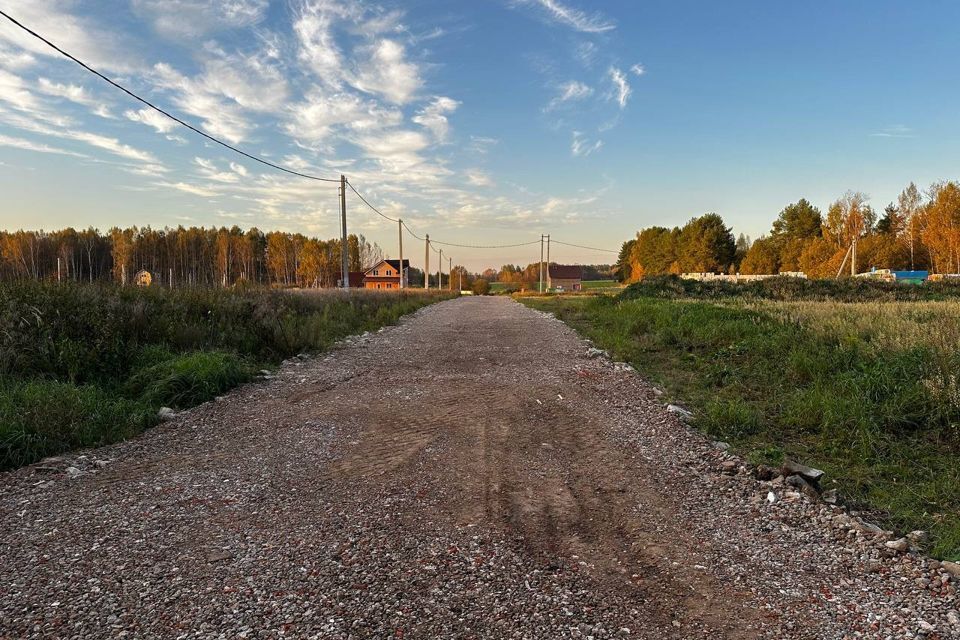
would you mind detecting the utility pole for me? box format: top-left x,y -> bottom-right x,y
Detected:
424,234 -> 430,290
539,234 -> 545,293
438,249 -> 443,290
851,236 -> 857,277
398,219 -> 404,290
546,234 -> 551,290
339,175 -> 349,289
448,256 -> 452,291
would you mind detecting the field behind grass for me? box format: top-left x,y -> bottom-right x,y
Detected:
521,277 -> 960,560
0,282 -> 452,470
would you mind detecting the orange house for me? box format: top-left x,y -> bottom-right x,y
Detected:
363,259 -> 409,290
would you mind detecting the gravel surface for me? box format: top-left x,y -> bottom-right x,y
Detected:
1,296 -> 957,639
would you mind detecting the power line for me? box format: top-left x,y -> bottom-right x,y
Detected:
346,181 -> 400,222
0,9 -> 340,184
550,240 -> 619,254
430,238 -> 541,249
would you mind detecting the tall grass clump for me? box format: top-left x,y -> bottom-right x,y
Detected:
0,282 -> 452,470
522,290 -> 960,559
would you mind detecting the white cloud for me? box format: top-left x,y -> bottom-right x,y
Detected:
36,78 -> 112,117
466,170 -> 493,187
0,42 -> 35,70
124,108 -> 176,134
132,0 -> 269,38
152,62 -> 252,143
571,130 -> 602,157
630,64 -> 646,77
521,0 -> 615,33
69,130 -> 160,165
286,88 -> 402,147
871,124 -> 914,138
545,80 -> 593,111
351,39 -> 422,105
0,69 -> 41,112
608,66 -> 631,109
0,133 -> 88,158
412,96 -> 460,142
156,181 -> 220,197
0,1 -> 141,73
293,0 -> 352,86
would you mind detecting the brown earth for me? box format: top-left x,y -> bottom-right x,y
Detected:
1,296 -> 956,639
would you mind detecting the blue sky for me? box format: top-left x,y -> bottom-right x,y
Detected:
1,0 -> 959,270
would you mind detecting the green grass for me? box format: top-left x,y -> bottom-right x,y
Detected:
0,282 -> 453,470
521,291 -> 960,560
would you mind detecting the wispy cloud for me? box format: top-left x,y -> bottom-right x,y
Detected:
132,0 -> 269,39
608,67 -> 631,109
465,169 -> 494,187
520,0 -> 616,33
544,80 -> 593,111
870,124 -> 914,139
0,133 -> 89,158
37,78 -> 112,117
412,96 -> 460,142
571,130 -> 602,157
630,63 -> 645,77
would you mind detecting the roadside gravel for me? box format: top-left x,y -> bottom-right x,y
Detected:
0,296 -> 957,639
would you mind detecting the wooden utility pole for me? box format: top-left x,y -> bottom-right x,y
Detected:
424,234 -> 430,290
339,175 -> 349,289
398,219 -> 404,290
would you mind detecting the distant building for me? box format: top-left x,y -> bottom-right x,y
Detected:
548,264 -> 584,291
681,272 -> 806,282
133,270 -> 153,287
363,259 -> 410,290
855,268 -> 929,284
347,271 -> 366,288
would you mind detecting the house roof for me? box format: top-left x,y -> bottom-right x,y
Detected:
364,259 -> 409,275
549,264 -> 583,280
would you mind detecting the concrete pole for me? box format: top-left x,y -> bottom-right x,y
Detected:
340,175 -> 349,289
448,257 -> 452,291
424,234 -> 430,290
546,234 -> 551,290
398,219 -> 404,290
438,249 -> 443,290
539,235 -> 544,293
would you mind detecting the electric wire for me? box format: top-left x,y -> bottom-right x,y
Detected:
0,9 -> 341,183
550,240 -> 619,253
345,181 -> 400,222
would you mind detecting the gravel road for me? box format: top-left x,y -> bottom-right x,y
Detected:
1,296 -> 958,639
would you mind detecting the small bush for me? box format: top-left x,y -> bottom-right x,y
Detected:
0,379 -> 155,470
125,351 -> 254,408
472,279 -> 491,295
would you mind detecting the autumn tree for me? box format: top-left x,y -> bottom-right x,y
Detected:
677,214 -> 735,273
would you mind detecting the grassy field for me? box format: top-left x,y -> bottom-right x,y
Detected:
0,282 -> 452,470
521,277 -> 960,560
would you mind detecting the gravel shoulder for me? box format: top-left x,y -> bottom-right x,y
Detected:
0,296 -> 957,639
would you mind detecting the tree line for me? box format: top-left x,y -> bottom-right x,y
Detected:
0,226 -> 389,288
617,181 -> 960,280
